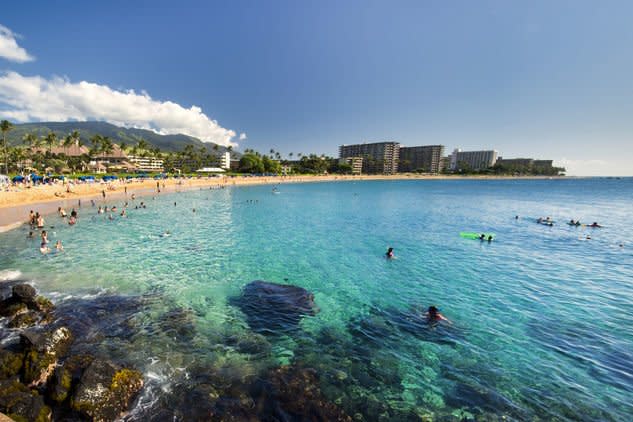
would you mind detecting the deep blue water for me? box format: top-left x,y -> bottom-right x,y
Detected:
1,178 -> 632,420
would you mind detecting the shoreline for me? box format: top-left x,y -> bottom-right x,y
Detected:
0,174 -> 564,232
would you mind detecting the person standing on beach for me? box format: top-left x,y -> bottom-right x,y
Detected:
102,189 -> 106,199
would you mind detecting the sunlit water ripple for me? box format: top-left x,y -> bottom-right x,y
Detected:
1,178 -> 632,420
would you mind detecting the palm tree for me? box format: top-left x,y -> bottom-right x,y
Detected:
22,132 -> 37,154
101,137 -> 114,160
63,135 -> 74,156
44,132 -> 57,154
136,138 -> 149,156
289,152 -> 293,160
119,141 -> 127,153
1,120 -> 13,174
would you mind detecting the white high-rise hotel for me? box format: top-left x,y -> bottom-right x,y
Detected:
449,148 -> 498,171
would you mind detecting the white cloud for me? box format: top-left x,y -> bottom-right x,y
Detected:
239,133 -> 247,141
0,71 -> 242,146
0,24 -> 34,63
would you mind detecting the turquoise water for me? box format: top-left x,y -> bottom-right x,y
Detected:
1,179 -> 632,420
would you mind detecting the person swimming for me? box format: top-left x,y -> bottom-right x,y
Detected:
589,222 -> 602,228
36,214 -> 45,229
487,235 -> 493,242
55,240 -> 63,251
39,230 -> 49,254
386,247 -> 394,259
68,216 -> 77,225
479,234 -> 486,241
425,306 -> 451,323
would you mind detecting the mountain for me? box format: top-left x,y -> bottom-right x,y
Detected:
5,121 -> 236,155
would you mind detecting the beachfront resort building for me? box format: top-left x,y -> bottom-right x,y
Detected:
339,156 -> 363,175
398,145 -> 445,173
127,156 -> 164,172
448,148 -> 498,171
339,141 -> 400,174
220,152 -> 231,170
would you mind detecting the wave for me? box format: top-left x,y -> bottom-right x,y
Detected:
0,269 -> 22,280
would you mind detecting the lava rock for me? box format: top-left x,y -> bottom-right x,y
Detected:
11,285 -> 36,304
230,281 -> 319,334
70,359 -> 143,422
0,379 -> 52,422
21,327 -> 73,386
0,350 -> 23,380
48,354 -> 94,404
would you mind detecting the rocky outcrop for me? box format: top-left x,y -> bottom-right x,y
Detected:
0,285 -> 145,422
70,360 -> 143,422
230,281 -> 319,334
21,327 -> 73,387
0,284 -> 54,328
0,351 -> 23,380
0,379 -> 51,422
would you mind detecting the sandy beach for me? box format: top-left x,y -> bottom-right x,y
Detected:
0,174 -> 560,231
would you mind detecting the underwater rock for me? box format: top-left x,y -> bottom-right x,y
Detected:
250,364 -> 352,422
70,359 -> 143,422
230,281 -> 319,334
0,379 -> 51,422
0,350 -> 23,380
156,307 -> 197,342
52,295 -> 144,352
21,327 -> 73,387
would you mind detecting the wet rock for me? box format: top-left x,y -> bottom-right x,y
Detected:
0,379 -> 51,422
8,312 -> 39,329
11,285 -> 36,305
48,355 -> 94,404
0,302 -> 27,319
70,359 -> 143,422
230,281 -> 319,334
0,284 -> 54,325
0,350 -> 23,380
21,327 -> 73,387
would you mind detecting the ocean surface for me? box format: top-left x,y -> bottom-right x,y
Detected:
1,178 -> 632,421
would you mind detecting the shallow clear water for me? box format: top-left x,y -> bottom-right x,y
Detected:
1,179 -> 633,420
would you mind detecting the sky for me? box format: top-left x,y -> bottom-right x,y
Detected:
1,0 -> 633,176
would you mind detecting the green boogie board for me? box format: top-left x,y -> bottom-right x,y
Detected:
460,232 -> 495,240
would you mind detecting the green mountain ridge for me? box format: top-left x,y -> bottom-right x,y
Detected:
5,121 -> 236,155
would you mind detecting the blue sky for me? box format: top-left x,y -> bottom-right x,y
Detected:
1,0 -> 632,175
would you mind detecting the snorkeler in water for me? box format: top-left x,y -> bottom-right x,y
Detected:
424,306 -> 451,324
386,247 -> 394,259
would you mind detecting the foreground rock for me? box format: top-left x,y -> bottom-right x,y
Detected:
230,281 -> 319,334
70,360 -> 143,422
0,284 -> 54,328
0,286 -> 145,422
21,327 -> 73,387
0,379 -> 51,422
